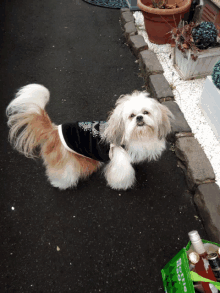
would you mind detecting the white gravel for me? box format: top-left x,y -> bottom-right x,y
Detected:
133,11 -> 220,189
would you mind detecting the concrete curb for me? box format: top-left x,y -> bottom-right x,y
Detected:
120,9 -> 220,243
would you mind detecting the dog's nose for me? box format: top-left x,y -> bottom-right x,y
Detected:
136,115 -> 143,122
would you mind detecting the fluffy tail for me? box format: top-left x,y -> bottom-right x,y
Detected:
6,84 -> 55,158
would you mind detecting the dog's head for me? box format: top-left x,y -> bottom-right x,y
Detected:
103,91 -> 174,146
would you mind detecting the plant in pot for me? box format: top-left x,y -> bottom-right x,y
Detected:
170,21 -> 220,80
151,0 -> 178,9
137,0 -> 192,45
212,59 -> 220,90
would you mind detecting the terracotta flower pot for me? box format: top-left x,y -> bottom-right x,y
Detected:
137,0 -> 192,45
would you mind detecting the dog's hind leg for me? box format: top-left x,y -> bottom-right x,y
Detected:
42,135 -> 102,190
46,164 -> 80,190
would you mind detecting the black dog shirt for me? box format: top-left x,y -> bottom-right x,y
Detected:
58,121 -> 111,162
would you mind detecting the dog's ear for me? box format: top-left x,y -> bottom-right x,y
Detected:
103,99 -> 126,146
157,103 -> 175,140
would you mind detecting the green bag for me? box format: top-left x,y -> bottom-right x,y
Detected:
161,239 -> 220,292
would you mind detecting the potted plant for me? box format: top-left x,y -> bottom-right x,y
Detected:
137,0 -> 192,45
170,20 -> 220,80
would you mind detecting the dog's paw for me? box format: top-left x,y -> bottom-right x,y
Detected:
46,166 -> 80,190
107,176 -> 136,190
104,161 -> 136,190
49,179 -> 77,190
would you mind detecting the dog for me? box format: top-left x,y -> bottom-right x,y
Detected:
6,84 -> 174,190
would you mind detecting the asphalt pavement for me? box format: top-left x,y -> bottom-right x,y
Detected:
0,0 -> 209,292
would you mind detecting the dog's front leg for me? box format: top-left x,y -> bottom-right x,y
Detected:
104,146 -> 135,190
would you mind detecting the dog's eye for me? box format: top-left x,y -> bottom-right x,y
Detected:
130,114 -> 135,118
143,111 -> 149,115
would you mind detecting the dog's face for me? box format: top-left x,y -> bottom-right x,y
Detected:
103,91 -> 174,145
121,92 -> 162,141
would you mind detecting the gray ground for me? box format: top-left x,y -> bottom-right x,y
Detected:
0,0 -> 207,292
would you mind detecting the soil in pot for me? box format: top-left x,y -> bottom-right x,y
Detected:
137,0 -> 192,45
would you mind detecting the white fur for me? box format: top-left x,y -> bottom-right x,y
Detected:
127,139 -> 166,164
103,90 -> 174,189
6,85 -> 174,191
6,84 -> 50,116
104,146 -> 135,190
46,164 -> 80,190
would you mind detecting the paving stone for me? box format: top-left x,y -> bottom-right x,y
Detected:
175,137 -> 215,191
175,132 -> 194,139
124,22 -> 137,40
148,74 -> 174,102
162,101 -> 192,141
194,183 -> 220,243
138,50 -> 163,81
128,35 -> 148,58
120,8 -> 130,15
121,11 -> 134,26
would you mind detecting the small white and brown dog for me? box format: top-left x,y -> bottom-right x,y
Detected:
6,84 -> 174,190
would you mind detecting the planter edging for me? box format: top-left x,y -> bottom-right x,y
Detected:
120,8 -> 220,242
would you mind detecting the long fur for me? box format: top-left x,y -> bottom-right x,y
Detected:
104,146 -> 136,190
102,91 -> 173,145
6,85 -> 174,190
6,84 -> 101,189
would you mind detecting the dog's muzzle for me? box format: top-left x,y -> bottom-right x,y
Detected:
136,115 -> 145,126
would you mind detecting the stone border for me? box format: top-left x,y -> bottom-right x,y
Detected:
120,8 -> 220,243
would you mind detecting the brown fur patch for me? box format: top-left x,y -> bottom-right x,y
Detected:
42,128 -> 101,177
9,104 -> 102,180
37,112 -> 101,177
74,153 -> 102,176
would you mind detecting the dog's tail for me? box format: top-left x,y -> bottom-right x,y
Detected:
6,84 -> 55,158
